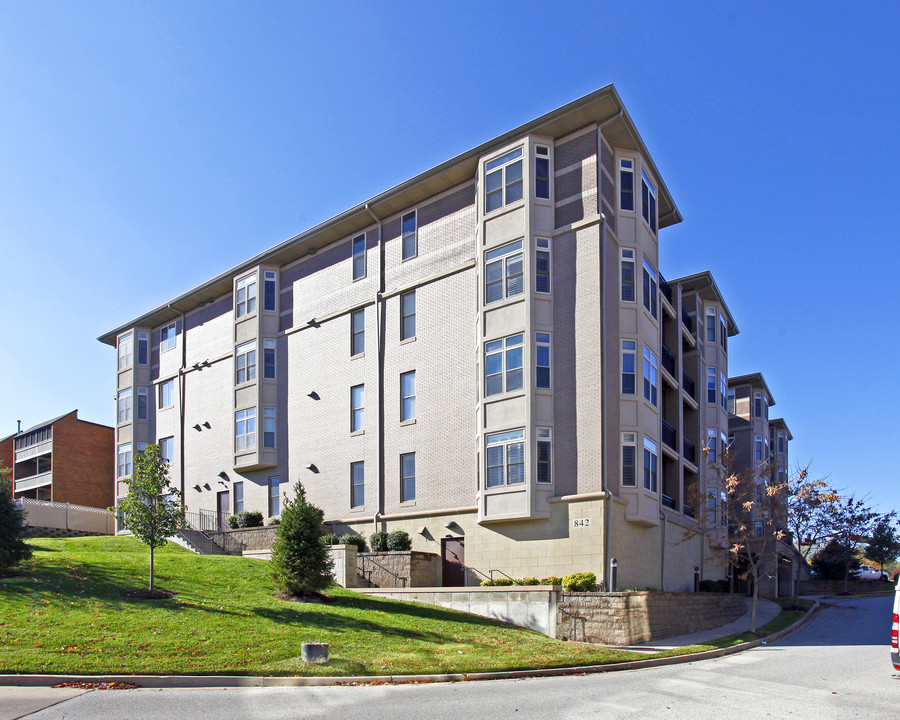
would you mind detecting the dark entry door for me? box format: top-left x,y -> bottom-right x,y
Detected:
442,538 -> 465,586
217,491 -> 230,530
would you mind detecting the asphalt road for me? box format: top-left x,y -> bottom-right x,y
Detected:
12,595 -> 899,719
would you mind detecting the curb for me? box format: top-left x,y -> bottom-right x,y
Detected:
0,602 -> 820,689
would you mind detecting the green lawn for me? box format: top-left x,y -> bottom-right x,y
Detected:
1,537 -> 651,676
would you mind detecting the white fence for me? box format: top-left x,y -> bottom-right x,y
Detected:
20,498 -> 115,535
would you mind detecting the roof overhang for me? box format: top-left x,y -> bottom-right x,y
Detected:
669,271 -> 739,336
728,372 -> 776,406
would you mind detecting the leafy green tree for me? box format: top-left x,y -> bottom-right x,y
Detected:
810,538 -> 858,581
830,494 -> 893,591
271,481 -> 333,596
116,444 -> 185,591
864,520 -> 900,573
0,466 -> 32,573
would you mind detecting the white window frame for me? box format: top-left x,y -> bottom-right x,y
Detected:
351,385 -> 364,433
117,388 -> 132,424
727,389 -> 736,414
643,437 -> 658,493
707,428 -> 717,464
720,312 -> 727,351
235,273 -> 257,318
235,340 -> 257,385
263,270 -> 277,312
160,322 -> 177,352
484,147 -> 523,213
642,258 -> 658,319
643,346 -> 658,406
400,452 -> 416,503
755,435 -> 763,461
235,408 -> 256,452
641,169 -> 657,233
401,210 -> 417,260
117,332 -> 133,370
536,427 -> 552,484
485,429 -> 525,487
352,233 -> 366,280
707,368 -> 717,404
137,387 -> 148,420
536,237 -> 551,293
268,476 -> 280,517
621,432 -> 637,487
351,309 -> 365,356
400,290 -> 416,341
619,158 -> 635,211
620,248 -> 635,302
484,240 -> 524,304
622,340 -> 636,394
234,481 -> 244,514
400,371 -> 416,422
754,393 -> 762,418
159,436 -> 174,464
535,145 -> 551,200
706,307 -> 716,343
535,332 -> 551,389
263,339 -> 276,379
350,462 -> 364,508
484,334 -> 524,397
137,332 -> 149,365
720,371 -> 727,410
158,379 -> 175,409
263,407 -> 276,448
117,443 -> 132,478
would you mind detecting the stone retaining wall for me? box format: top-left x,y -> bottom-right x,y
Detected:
357,551 -> 440,588
557,591 -> 747,645
210,526 -> 278,551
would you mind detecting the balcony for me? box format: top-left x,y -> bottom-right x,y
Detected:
681,307 -> 694,334
662,493 -> 676,510
683,504 -> 695,518
661,418 -> 677,451
682,370 -> 695,398
661,345 -> 676,377
683,437 -> 696,465
15,471 -> 52,494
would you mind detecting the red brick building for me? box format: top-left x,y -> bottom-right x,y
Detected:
0,411 -> 114,509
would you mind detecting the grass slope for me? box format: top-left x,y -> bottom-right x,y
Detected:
1,537 -> 647,676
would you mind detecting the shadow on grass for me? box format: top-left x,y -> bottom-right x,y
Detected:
326,592 -> 519,630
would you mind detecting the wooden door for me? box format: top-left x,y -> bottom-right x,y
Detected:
217,491 -> 230,530
441,537 -> 465,587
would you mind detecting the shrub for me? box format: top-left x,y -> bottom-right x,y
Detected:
540,576 -> 563,586
228,510 -> 264,529
562,572 -> 597,592
369,531 -> 389,552
386,530 -> 412,551
699,579 -> 729,593
320,533 -> 340,546
518,576 -> 539,586
811,538 -> 859,580
226,514 -> 239,530
270,481 -> 333,596
0,470 -> 32,573
493,578 -> 514,586
339,533 -> 368,552
267,516 -> 281,526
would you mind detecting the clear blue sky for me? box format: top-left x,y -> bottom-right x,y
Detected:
1,2 -> 896,512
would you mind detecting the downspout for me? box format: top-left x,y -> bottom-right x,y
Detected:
365,203 -> 384,536
168,303 -> 188,498
660,511 -> 667,591
597,109 -> 620,591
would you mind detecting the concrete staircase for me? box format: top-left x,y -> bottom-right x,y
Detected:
173,528 -> 229,556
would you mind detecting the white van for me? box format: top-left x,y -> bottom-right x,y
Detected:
893,577 -> 900,671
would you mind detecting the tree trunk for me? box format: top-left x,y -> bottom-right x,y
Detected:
150,545 -> 155,591
792,555 -> 800,609
749,566 -> 760,634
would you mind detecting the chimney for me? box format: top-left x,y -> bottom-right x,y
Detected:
17,420 -> 21,434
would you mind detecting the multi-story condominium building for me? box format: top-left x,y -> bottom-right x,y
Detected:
0,411 -> 114,509
100,85 -> 741,592
727,373 -> 795,596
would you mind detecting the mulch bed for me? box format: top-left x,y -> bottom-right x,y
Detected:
52,682 -> 140,690
275,591 -> 330,604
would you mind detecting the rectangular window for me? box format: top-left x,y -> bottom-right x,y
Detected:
720,371 -> 727,410
536,332 -> 551,389
263,339 -> 276,379
351,385 -> 365,433
720,313 -> 727,351
235,340 -> 257,385
536,237 -> 551,293
484,240 -> 524,303
535,145 -> 550,199
400,453 -> 416,502
159,436 -> 174,463
161,322 -> 176,352
117,443 -> 132,478
485,147 -> 523,212
706,307 -> 716,343
263,407 -> 276,448
350,462 -> 364,508
401,211 -> 417,260
622,340 -> 636,394
352,233 -> 366,280
707,491 -> 717,525
137,332 -> 149,365
707,368 -> 716,404
235,408 -> 256,452
620,249 -> 635,302
727,389 -> 736,414
764,397 -> 769,420
642,258 -> 658,318
707,428 -> 717,464
536,427 -> 552,484
485,429 -> 525,487
641,169 -> 657,233
619,159 -> 634,211
235,274 -> 257,318
401,371 -> 416,422
778,433 -> 785,454
754,393 -> 762,418
755,435 -> 763,461
158,379 -> 175,409
268,476 -> 280,517
643,346 -> 658,406
117,388 -> 132,424
643,437 -> 658,492
234,481 -> 244,514
484,334 -> 524,396
118,332 -> 133,370
137,387 -> 148,420
400,291 -> 416,340
622,433 -> 637,487
263,271 -> 277,311
351,309 -> 365,356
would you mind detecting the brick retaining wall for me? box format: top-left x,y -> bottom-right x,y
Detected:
557,592 -> 747,645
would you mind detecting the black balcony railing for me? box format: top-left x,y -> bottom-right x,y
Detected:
659,274 -> 673,304
683,437 -> 696,464
682,370 -> 695,398
661,418 -> 676,450
662,493 -> 676,510
681,307 -> 694,334
661,345 -> 676,376
683,504 -> 695,518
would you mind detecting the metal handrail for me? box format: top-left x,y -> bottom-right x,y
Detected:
181,512 -> 244,555
357,554 -> 408,588
489,569 -> 514,582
